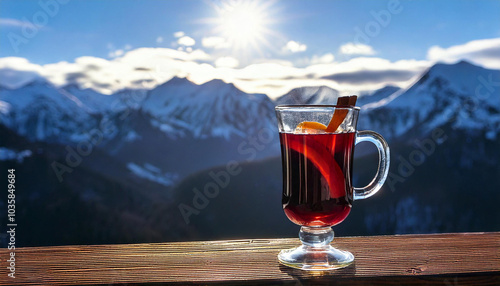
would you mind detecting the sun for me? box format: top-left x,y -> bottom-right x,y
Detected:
218,2 -> 265,46
211,0 -> 274,53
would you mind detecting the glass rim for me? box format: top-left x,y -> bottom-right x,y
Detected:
275,104 -> 360,111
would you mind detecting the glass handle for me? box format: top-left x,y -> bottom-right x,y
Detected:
353,130 -> 390,200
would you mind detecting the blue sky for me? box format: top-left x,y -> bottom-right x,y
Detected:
0,0 -> 499,98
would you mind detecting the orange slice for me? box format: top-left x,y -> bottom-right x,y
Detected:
295,121 -> 327,133
295,95 -> 357,134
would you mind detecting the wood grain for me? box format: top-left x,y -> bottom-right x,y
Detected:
1,232 -> 499,285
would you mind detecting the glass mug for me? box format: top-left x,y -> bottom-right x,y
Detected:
275,105 -> 390,270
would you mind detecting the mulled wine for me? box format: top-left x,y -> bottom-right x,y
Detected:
275,103 -> 390,270
279,132 -> 355,227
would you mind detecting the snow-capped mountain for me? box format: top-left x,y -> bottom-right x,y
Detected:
0,75 -> 282,180
60,83 -> 124,114
274,84 -> 401,108
142,77 -> 276,139
359,61 -> 500,140
1,60 -> 499,246
0,79 -> 97,142
275,85 -> 340,105
1,76 -> 278,143
2,61 -> 497,162
357,85 -> 400,107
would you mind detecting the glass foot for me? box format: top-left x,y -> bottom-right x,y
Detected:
278,226 -> 354,270
278,245 -> 354,270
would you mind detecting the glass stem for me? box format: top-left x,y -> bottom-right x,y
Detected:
299,226 -> 334,249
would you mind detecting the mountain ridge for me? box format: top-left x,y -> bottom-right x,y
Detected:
1,60 -> 499,246
358,61 -> 500,140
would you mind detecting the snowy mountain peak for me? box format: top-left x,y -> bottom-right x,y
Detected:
20,77 -> 53,89
200,79 -> 240,96
142,76 -> 276,140
61,83 -> 120,113
358,85 -> 400,107
0,77 -> 95,142
202,78 -> 231,88
429,60 -> 482,75
165,76 -> 194,86
150,76 -> 196,92
415,60 -> 496,96
0,73 -> 48,90
359,61 -> 500,140
373,85 -> 400,94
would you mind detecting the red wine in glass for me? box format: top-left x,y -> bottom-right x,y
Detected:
275,105 -> 390,270
279,132 -> 356,227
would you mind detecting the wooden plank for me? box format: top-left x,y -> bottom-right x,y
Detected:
1,232 -> 499,285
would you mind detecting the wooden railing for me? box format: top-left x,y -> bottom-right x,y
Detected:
1,232 -> 499,285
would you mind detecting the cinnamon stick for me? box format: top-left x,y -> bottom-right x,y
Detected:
325,95 -> 357,132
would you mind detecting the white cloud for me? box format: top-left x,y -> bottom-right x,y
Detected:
0,50 -> 429,99
310,53 -> 335,65
0,48 -> 215,93
215,57 -> 239,68
42,56 -> 119,92
156,36 -> 163,43
236,57 -> 428,98
0,18 -> 34,28
6,38 -> 497,100
202,36 -> 230,49
427,38 -> 500,69
119,48 -> 211,66
283,40 -> 307,53
235,62 -> 304,80
339,43 -> 376,55
173,31 -> 185,38
308,57 -> 429,96
307,57 -> 428,76
108,49 -> 124,58
0,57 -> 40,71
177,36 -> 195,46
0,57 -> 43,88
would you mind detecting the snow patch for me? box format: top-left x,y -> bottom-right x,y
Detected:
485,130 -> 497,140
0,148 -> 32,162
125,130 -> 141,142
0,100 -> 10,114
127,162 -> 178,187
